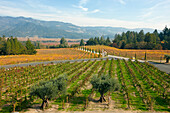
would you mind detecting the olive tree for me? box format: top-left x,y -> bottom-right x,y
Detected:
30,76 -> 67,110
90,74 -> 120,103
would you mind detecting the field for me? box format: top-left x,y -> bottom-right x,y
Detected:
0,59 -> 169,112
85,45 -> 170,60
0,48 -> 98,65
1,45 -> 170,66
17,37 -> 87,46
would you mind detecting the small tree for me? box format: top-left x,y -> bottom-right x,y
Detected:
90,74 -> 120,103
30,76 -> 67,110
80,39 -> 85,46
164,55 -> 170,63
25,39 -> 37,55
60,37 -> 68,48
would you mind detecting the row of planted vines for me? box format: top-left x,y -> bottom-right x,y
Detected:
0,59 -> 169,112
84,45 -> 170,60
0,48 -> 99,65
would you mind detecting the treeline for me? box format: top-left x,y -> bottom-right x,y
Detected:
86,37 -> 111,46
49,37 -> 81,48
0,36 -> 37,55
49,37 -> 70,48
112,26 -> 170,50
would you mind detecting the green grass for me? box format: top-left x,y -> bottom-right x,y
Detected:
0,59 -> 169,112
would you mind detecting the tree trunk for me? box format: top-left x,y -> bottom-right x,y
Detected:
41,99 -> 48,110
41,100 -> 45,110
13,103 -> 16,112
99,93 -> 106,103
46,99 -> 49,108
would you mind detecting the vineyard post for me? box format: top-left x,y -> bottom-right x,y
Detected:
160,56 -> 162,63
62,99 -> 65,109
85,97 -> 88,108
98,49 -> 101,58
135,53 -> 137,60
108,91 -> 111,107
145,52 -> 147,61
127,94 -> 130,109
150,101 -> 153,111
66,96 -> 68,103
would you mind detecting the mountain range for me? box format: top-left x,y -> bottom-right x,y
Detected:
0,16 -> 156,39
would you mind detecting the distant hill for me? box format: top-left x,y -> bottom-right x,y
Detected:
0,16 -> 155,39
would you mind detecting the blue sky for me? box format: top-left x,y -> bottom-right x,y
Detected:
0,0 -> 170,29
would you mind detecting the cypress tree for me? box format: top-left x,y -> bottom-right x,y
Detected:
98,49 -> 101,58
13,37 -> 20,54
6,38 -> 12,55
80,39 -> 85,46
25,39 -> 37,55
10,36 -> 15,54
135,53 -> 137,60
145,52 -> 147,61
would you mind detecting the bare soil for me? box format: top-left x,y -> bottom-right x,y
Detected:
23,106 -> 167,113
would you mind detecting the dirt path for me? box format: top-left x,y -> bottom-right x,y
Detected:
23,107 -> 167,113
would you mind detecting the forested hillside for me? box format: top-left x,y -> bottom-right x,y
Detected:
112,27 -> 170,50
0,36 -> 37,55
0,16 -> 154,39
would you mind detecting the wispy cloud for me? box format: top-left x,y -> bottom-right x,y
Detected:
119,0 -> 126,5
24,0 -> 62,13
139,0 -> 170,21
73,5 -> 88,11
91,9 -> 100,13
79,0 -> 88,5
74,0 -> 89,11
73,0 -> 101,13
79,6 -> 88,11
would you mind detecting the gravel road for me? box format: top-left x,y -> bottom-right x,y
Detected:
0,56 -> 169,74
0,57 -> 113,68
148,61 -> 170,74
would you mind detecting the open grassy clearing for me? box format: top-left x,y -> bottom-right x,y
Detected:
0,58 -> 169,113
